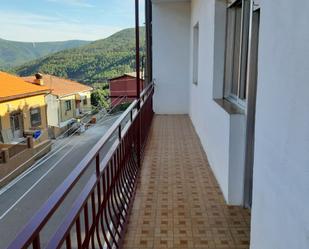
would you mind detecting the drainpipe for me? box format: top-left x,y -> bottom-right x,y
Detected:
135,0 -> 141,100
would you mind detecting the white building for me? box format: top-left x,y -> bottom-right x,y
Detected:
151,0 -> 309,248
23,74 -> 93,138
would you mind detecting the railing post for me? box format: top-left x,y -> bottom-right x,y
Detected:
118,125 -> 122,141
96,154 -> 100,178
32,235 -> 41,249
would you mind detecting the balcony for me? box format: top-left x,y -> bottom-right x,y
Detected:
5,84 -> 250,249
122,115 -> 250,249
4,1 -> 250,247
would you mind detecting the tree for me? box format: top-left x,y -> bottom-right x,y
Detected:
91,89 -> 110,110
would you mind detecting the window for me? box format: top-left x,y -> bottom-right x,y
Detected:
30,108 -> 41,127
224,0 -> 251,107
193,23 -> 199,85
83,97 -> 88,105
65,100 -> 72,111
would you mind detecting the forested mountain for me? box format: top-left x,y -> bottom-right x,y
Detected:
14,28 -> 146,85
0,39 -> 90,69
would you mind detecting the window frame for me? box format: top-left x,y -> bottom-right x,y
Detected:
30,107 -> 42,127
65,100 -> 72,111
223,0 -> 251,109
192,22 -> 199,85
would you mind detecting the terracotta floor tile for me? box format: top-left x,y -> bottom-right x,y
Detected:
123,115 -> 250,249
153,236 -> 174,249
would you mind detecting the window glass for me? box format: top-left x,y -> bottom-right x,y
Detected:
30,108 -> 41,127
231,5 -> 242,96
224,0 -> 251,107
65,100 -> 72,111
193,23 -> 199,85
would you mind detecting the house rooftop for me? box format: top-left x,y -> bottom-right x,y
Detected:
22,74 -> 93,97
0,71 -> 50,102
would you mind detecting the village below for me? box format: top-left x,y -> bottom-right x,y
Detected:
0,27 -> 146,185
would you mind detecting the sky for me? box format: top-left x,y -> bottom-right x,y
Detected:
0,0 -> 145,42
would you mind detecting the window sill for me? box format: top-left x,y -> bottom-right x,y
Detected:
214,98 -> 245,115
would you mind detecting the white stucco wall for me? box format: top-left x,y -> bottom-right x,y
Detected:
250,0 -> 309,248
45,94 -> 59,127
152,1 -> 191,114
189,0 -> 246,205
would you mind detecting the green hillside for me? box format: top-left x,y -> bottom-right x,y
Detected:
14,28 -> 146,85
0,39 -> 90,69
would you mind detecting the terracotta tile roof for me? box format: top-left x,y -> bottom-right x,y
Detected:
0,71 -> 50,102
22,74 -> 93,97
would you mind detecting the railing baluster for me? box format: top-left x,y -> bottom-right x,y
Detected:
83,202 -> 90,247
76,217 -> 82,249
92,191 -> 102,249
101,167 -> 112,249
118,150 -> 130,207
110,154 -> 124,230
66,234 -> 72,249
107,161 -> 121,241
116,154 -> 126,221
105,163 -> 118,247
115,155 -> 128,217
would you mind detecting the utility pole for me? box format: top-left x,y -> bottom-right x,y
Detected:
135,0 -> 141,168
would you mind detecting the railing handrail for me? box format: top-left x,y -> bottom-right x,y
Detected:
7,82 -> 154,249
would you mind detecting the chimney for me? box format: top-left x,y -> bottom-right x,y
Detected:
34,73 -> 44,86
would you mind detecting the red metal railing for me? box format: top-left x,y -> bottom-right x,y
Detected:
7,83 -> 154,249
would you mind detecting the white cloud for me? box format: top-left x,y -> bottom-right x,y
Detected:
0,11 -> 122,42
47,0 -> 94,8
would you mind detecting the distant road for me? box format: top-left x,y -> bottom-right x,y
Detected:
0,114 -> 120,249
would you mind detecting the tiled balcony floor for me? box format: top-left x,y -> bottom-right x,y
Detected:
123,115 -> 250,249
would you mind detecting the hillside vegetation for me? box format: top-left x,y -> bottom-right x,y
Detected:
0,39 -> 89,69
14,28 -> 146,85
